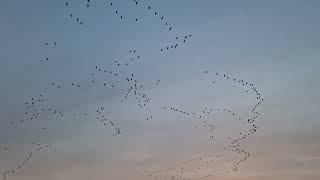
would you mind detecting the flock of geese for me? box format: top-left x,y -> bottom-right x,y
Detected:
134,70 -> 263,180
1,1 -> 264,180
1,144 -> 52,180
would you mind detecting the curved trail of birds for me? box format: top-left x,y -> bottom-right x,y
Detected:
1,1 -> 264,180
1,143 -> 51,180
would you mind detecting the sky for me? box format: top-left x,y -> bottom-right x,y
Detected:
0,0 -> 320,179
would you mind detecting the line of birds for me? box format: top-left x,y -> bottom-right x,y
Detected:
65,1 -> 86,27
63,0 -> 193,57
1,1 -> 265,180
110,0 -> 174,30
1,143 -> 51,180
136,71 -> 263,180
134,153 -> 235,180
96,106 -> 121,135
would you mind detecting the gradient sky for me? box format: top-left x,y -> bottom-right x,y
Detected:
0,0 -> 320,180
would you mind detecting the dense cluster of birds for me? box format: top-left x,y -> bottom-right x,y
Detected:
0,1 -> 265,180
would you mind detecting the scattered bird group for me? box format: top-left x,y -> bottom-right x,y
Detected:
1,1 -> 265,180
